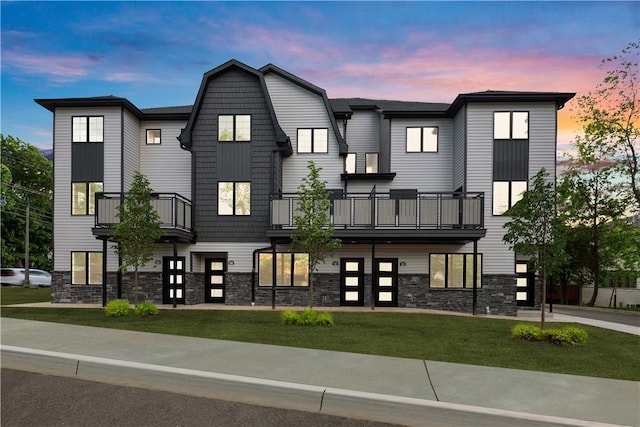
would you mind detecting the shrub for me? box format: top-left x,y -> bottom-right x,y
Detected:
281,309 -> 299,325
105,299 -> 131,317
543,326 -> 588,345
280,308 -> 334,327
511,324 -> 542,341
134,301 -> 159,316
316,311 -> 335,327
563,326 -> 588,345
301,308 -> 319,325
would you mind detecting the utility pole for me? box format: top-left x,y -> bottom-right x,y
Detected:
24,202 -> 30,287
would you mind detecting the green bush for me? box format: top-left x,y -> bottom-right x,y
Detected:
280,308 -> 334,327
134,301 -> 159,316
105,299 -> 131,317
563,326 -> 588,345
511,324 -> 542,341
543,326 -> 588,345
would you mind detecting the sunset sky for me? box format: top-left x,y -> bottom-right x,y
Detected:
1,1 -> 638,157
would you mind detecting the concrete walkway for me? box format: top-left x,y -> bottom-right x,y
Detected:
1,317 -> 638,427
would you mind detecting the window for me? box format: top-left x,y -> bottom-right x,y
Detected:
429,254 -> 482,289
345,153 -> 356,174
72,117 -> 103,142
72,251 -> 103,285
407,127 -> 438,152
365,153 -> 379,173
72,182 -> 103,215
218,115 -> 251,142
146,129 -> 161,144
258,253 -> 309,286
218,182 -> 250,215
494,112 -> 528,140
493,181 -> 527,215
297,128 -> 328,153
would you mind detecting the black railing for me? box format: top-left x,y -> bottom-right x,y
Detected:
95,192 -> 192,232
270,192 -> 484,230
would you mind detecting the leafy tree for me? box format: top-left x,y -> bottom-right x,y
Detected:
291,161 -> 341,308
574,40 -> 639,213
111,172 -> 162,305
503,169 -> 565,329
0,134 -> 52,270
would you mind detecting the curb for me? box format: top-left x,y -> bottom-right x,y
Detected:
0,345 -> 625,427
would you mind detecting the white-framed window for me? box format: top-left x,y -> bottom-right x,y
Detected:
297,128 -> 328,153
218,115 -> 251,142
429,253 -> 482,289
406,127 -> 438,152
492,181 -> 527,215
218,182 -> 251,215
146,129 -> 161,144
494,112 -> 528,140
72,116 -> 103,142
71,251 -> 103,285
345,153 -> 356,174
258,253 -> 309,287
72,182 -> 103,215
365,153 -> 379,173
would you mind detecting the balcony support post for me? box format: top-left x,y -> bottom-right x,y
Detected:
102,238 -> 107,307
172,239 -> 178,308
271,241 -> 277,310
371,239 -> 376,310
472,238 -> 478,316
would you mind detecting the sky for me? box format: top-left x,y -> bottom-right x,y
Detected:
1,1 -> 638,156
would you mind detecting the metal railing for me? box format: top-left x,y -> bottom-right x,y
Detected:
270,192 -> 484,230
95,192 -> 192,231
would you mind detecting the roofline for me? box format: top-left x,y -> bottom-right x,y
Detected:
34,97 -> 191,121
448,92 -> 576,114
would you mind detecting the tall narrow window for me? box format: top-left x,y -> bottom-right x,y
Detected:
72,182 -> 103,215
345,153 -> 356,174
218,115 -> 251,142
365,153 -> 379,173
407,127 -> 438,152
146,129 -> 161,144
297,128 -> 328,153
218,182 -> 251,215
71,251 -> 103,285
72,116 -> 103,142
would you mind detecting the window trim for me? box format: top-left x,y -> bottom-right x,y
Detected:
258,252 -> 309,287
493,111 -> 529,140
492,180 -> 527,215
146,129 -> 161,145
71,251 -> 103,285
218,114 -> 251,142
72,116 -> 104,143
71,181 -> 103,216
296,128 -> 329,154
217,181 -> 251,216
429,253 -> 483,289
406,126 -> 439,153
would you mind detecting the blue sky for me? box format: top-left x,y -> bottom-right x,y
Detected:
1,1 -> 638,152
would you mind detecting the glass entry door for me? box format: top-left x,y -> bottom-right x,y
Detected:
340,258 -> 364,306
205,258 -> 226,303
374,258 -> 398,307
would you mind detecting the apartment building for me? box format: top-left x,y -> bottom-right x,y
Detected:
36,59 -> 574,315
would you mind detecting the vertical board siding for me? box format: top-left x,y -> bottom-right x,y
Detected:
389,118 -> 454,192
345,110 -> 381,173
264,73 -> 343,192
122,109 -> 140,191
453,106 -> 466,191
140,120 -> 190,196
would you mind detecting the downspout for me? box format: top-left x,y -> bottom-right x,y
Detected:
252,244 -> 273,305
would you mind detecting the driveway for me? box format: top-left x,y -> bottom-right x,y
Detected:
552,305 -> 640,327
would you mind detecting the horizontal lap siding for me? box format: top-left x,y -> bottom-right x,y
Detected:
264,73 -> 343,192
122,109 -> 140,191
346,111 -> 381,174
453,107 -> 466,191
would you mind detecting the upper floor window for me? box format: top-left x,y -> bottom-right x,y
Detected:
494,112 -> 528,140
219,115 -> 251,142
407,127 -> 438,152
218,182 -> 251,215
72,116 -> 103,142
365,153 -> 379,173
72,182 -> 103,215
297,128 -> 328,153
430,253 -> 482,289
345,153 -> 356,174
146,129 -> 161,144
493,181 -> 527,215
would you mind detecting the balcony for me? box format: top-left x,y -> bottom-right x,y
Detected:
268,191 -> 486,243
92,193 -> 195,243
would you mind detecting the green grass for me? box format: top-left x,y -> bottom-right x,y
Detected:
0,286 -> 51,305
2,305 -> 638,381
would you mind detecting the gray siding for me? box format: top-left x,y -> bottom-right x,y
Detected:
345,110 -> 381,174
264,73 -> 343,192
453,106 -> 466,191
122,109 -> 140,191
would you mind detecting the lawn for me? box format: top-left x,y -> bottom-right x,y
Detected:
2,287 -> 638,381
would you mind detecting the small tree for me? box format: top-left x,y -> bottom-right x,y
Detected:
503,168 -> 565,329
112,172 -> 162,305
291,161 -> 341,308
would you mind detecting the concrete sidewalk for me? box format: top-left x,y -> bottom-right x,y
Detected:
1,318 -> 638,426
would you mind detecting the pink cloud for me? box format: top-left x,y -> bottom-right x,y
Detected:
2,50 -> 99,83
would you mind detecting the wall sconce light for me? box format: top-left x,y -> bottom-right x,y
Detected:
399,261 -> 407,267
228,260 -> 235,265
332,261 -> 339,266
155,260 -> 161,265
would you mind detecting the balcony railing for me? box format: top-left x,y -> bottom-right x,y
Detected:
95,192 -> 192,232
270,192 -> 484,230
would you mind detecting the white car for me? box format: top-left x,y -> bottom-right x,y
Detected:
0,268 -> 52,287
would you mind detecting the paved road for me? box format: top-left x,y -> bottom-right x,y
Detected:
553,306 -> 640,327
1,369 -> 399,427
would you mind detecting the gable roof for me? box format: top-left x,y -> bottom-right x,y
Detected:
178,59 -> 291,155
260,64 -> 349,155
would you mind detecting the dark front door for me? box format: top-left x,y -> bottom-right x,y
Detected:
340,258 -> 364,306
163,256 -> 185,305
374,258 -> 398,307
205,258 -> 226,303
516,261 -> 535,307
